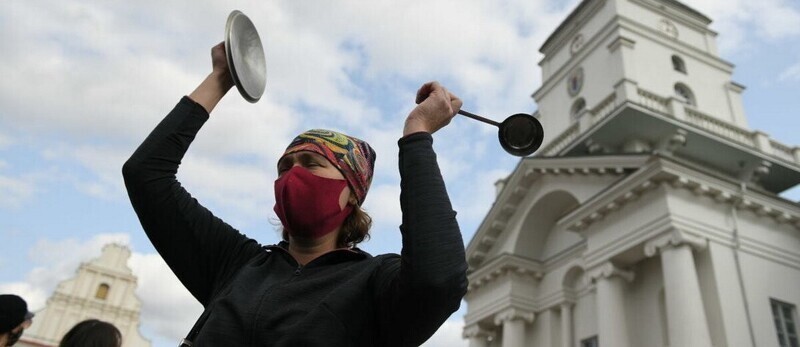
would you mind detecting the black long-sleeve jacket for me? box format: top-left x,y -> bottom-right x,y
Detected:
122,97 -> 468,346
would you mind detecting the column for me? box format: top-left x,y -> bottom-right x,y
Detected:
494,308 -> 534,347
590,262 -> 634,347
645,231 -> 712,347
463,324 -> 494,347
561,302 -> 573,347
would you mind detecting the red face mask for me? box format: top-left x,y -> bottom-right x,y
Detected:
273,166 -> 353,239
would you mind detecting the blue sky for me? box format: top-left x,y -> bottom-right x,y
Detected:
1,1 -> 799,346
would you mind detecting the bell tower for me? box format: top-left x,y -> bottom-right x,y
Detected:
533,0 -> 798,193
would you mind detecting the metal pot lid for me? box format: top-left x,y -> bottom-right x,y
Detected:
225,10 -> 266,103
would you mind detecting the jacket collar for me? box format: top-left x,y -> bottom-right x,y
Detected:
265,241 -> 371,267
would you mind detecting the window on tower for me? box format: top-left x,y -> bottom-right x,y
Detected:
571,98 -> 587,119
674,83 -> 695,106
95,283 -> 110,300
672,55 -> 687,74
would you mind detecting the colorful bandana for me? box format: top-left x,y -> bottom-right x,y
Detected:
280,129 -> 376,205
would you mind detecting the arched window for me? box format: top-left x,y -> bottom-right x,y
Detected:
570,98 -> 587,119
674,83 -> 695,106
672,55 -> 687,74
95,283 -> 110,300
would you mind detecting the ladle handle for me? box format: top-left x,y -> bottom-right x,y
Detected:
457,110 -> 502,127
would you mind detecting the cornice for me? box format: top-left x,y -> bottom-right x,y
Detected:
664,166 -> 800,230
560,158 -> 664,231
467,253 -> 543,292
82,262 -> 137,280
49,293 -> 140,316
560,157 -> 800,233
616,16 -> 734,72
630,0 -> 712,28
540,0 -> 607,55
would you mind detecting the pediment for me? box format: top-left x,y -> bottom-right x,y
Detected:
466,155 -> 650,269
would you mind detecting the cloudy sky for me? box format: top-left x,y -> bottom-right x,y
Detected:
1,0 -> 799,346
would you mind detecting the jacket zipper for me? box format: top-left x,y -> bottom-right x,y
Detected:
294,264 -> 303,276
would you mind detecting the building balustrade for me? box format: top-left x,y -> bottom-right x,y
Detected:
540,87 -> 800,169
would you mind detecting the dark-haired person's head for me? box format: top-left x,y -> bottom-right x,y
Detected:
0,294 -> 34,346
59,319 -> 121,347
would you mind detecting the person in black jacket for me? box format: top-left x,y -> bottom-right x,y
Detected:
122,42 -> 468,346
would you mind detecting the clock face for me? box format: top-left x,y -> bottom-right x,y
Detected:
658,19 -> 678,39
567,67 -> 584,96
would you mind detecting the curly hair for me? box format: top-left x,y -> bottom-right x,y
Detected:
281,205 -> 372,248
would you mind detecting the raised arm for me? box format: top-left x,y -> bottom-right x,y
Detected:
189,42 -> 235,113
375,82 -> 469,346
122,43 -> 260,305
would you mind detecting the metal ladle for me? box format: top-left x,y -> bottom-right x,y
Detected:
457,110 -> 544,156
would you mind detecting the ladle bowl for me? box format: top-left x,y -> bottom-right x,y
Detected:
457,110 -> 544,156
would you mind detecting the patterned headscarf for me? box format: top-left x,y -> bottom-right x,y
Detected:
280,129 -> 376,205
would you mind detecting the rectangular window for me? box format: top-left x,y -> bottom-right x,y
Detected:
772,299 -> 799,347
581,335 -> 599,347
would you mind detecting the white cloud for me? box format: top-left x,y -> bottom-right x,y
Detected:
362,183 -> 403,233
689,0 -> 800,54
0,0 -> 575,233
0,174 -> 37,209
0,133 -> 12,150
779,60 -> 800,82
0,233 -> 201,344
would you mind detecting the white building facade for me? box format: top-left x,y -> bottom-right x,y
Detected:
463,0 -> 800,346
19,244 -> 150,347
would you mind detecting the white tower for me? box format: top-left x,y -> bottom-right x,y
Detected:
463,0 -> 800,346
19,244 -> 151,347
